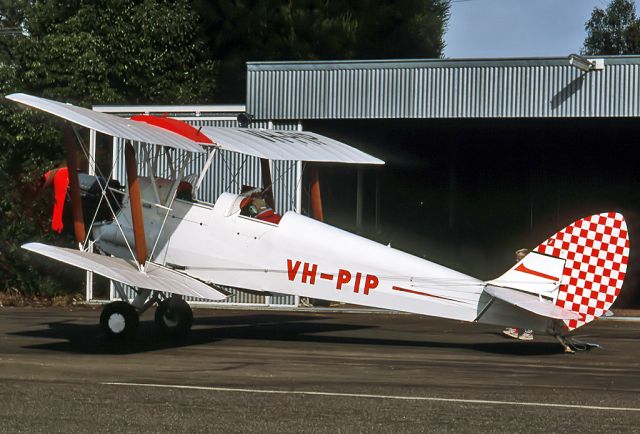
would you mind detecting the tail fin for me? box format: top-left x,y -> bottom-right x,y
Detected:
533,212 -> 629,331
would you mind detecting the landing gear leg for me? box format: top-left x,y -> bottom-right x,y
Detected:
155,295 -> 193,337
549,320 -> 604,353
553,333 -> 602,353
554,334 -> 576,354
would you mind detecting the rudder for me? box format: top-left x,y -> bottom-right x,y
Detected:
534,212 -> 630,331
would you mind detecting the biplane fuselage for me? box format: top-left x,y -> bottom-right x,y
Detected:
91,177 -> 571,334
94,180 -> 485,321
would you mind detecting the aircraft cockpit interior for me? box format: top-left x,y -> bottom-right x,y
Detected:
238,187 -> 282,224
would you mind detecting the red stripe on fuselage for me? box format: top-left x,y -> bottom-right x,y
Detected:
391,286 -> 464,303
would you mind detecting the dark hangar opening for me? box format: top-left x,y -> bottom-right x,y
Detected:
303,118 -> 640,307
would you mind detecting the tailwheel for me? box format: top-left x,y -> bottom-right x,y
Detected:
100,301 -> 139,339
155,297 -> 193,337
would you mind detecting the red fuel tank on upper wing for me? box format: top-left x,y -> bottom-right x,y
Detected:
131,115 -> 213,144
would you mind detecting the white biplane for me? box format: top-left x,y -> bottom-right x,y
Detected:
7,93 -> 630,353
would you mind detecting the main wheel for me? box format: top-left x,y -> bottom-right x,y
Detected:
100,301 -> 139,339
155,298 -> 193,337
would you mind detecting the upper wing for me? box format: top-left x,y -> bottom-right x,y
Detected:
6,93 -> 205,153
22,242 -> 226,301
200,127 -> 384,164
7,93 -> 383,163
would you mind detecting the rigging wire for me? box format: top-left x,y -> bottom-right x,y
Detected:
267,160 -> 299,211
73,133 -> 142,268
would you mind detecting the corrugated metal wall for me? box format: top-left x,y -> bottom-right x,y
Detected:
106,116 -> 300,306
247,57 -> 640,119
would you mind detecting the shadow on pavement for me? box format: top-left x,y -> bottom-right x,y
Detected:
10,312 -> 566,356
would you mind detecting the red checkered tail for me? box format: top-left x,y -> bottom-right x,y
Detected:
533,212 -> 630,331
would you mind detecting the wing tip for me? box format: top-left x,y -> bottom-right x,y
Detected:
21,242 -> 42,252
5,92 -> 28,103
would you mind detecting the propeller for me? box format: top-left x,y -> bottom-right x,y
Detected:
63,125 -> 86,245
40,125 -> 86,241
42,166 -> 68,234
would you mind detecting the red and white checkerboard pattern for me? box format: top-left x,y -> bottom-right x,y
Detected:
534,212 -> 629,331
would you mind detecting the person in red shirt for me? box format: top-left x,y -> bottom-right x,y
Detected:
240,192 -> 282,224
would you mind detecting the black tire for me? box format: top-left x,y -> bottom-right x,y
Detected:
100,301 -> 139,339
155,298 -> 193,337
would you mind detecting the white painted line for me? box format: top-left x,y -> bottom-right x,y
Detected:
102,382 -> 640,412
600,317 -> 640,322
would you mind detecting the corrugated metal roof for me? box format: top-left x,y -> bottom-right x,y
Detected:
246,56 -> 640,119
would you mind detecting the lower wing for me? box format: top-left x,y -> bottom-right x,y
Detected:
22,242 -> 227,301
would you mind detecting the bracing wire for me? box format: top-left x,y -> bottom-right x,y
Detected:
73,130 -> 122,250
73,133 -> 141,268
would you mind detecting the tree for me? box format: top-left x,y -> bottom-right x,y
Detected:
0,0 -> 217,294
1,0 -> 452,293
583,0 -> 640,55
351,0 -> 450,60
11,0 -> 216,105
0,0 -> 27,59
194,0 -> 450,102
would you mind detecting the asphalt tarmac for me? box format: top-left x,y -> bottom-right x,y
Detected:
0,306 -> 639,433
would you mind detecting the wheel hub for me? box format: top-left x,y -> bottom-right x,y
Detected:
108,312 -> 126,334
162,310 -> 179,327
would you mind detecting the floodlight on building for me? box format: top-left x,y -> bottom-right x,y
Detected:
237,112 -> 253,128
569,54 -> 604,72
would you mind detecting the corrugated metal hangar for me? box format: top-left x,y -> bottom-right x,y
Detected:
87,55 -> 640,307
245,56 -> 640,307
246,56 -> 640,119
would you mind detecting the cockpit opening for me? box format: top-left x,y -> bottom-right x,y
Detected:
239,189 -> 282,224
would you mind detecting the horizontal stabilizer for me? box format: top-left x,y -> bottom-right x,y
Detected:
487,251 -> 564,295
484,285 -> 581,321
6,93 -> 205,153
200,127 -> 384,165
22,242 -> 226,301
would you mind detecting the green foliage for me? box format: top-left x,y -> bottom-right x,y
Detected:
0,0 -> 27,62
583,0 -> 640,55
194,0 -> 450,101
1,0 -> 451,294
0,54 -> 65,293
351,0 -> 450,60
0,0 -> 216,294
0,106 -> 67,294
0,156 -> 70,295
14,0 -> 216,104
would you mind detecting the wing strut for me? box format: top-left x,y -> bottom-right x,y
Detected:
63,125 -> 86,245
124,142 -> 148,269
309,167 -> 324,221
260,158 -> 276,210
